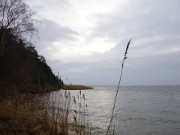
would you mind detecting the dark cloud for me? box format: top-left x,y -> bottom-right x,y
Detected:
124,51 -> 180,85
27,0 -> 70,12
55,50 -> 180,86
94,0 -> 180,39
40,18 -> 78,42
35,18 -> 78,52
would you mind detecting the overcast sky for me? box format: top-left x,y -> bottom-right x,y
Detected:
27,0 -> 180,86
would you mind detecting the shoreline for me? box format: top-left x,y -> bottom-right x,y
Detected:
61,85 -> 93,90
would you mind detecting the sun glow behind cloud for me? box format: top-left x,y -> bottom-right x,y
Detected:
43,37 -> 115,62
27,0 -> 129,62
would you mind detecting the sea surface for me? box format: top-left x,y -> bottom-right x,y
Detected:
67,86 -> 180,135
33,86 -> 180,135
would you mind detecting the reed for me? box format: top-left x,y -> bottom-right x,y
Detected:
69,90 -> 91,134
106,39 -> 131,134
0,95 -> 56,134
62,85 -> 93,90
0,89 -> 91,135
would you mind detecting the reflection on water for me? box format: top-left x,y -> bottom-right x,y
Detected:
29,86 -> 180,135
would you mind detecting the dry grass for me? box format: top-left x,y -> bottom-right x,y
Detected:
61,85 -> 93,90
69,90 -> 91,135
0,90 -> 91,135
0,95 -> 56,135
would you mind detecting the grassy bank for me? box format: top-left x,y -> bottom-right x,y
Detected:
0,90 -> 91,135
0,95 -> 56,135
62,85 -> 93,90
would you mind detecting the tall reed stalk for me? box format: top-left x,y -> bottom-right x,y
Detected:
106,39 -> 131,134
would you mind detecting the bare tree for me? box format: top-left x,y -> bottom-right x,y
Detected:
0,0 -> 38,49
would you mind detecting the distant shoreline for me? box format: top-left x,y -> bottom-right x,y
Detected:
61,85 -> 93,90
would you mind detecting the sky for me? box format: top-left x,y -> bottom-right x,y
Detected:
26,0 -> 180,86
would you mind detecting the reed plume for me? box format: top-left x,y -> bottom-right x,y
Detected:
106,39 -> 131,134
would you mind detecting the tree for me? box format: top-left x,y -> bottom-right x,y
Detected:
0,28 -> 64,96
0,0 -> 64,96
0,0 -> 38,51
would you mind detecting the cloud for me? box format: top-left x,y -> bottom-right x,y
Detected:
40,18 -> 78,42
27,0 -> 180,85
93,0 -> 180,37
35,18 -> 117,63
34,18 -> 78,58
27,0 -> 70,12
90,0 -> 180,62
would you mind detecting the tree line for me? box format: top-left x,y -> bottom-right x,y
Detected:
0,0 -> 64,96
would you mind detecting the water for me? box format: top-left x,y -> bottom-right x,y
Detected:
38,86 -> 180,135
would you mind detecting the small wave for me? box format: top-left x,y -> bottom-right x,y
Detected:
156,119 -> 178,124
119,117 -> 146,121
